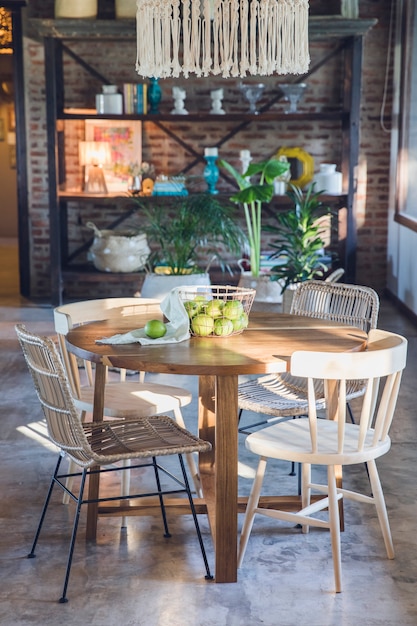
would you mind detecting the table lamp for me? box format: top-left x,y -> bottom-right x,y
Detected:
79,141 -> 112,194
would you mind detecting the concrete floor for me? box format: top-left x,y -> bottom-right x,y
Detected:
1,272 -> 417,624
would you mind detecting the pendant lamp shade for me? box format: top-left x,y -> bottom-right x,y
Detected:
136,0 -> 310,79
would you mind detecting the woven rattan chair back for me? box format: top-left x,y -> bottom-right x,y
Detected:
15,323 -> 212,602
290,280 -> 379,333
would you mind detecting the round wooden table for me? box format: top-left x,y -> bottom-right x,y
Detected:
66,311 -> 367,583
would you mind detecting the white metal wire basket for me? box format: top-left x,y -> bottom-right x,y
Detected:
178,285 -> 256,337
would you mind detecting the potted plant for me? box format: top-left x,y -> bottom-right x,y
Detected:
219,156 -> 290,302
266,183 -> 333,310
136,194 -> 246,299
220,156 -> 290,277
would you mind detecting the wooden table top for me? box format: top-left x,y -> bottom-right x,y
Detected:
66,312 -> 368,377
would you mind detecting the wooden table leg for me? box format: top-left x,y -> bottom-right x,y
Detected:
85,361 -> 106,541
198,374 -> 239,583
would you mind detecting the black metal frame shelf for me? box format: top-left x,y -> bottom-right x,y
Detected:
35,16 -> 375,304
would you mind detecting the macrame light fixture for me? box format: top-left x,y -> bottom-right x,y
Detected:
136,0 -> 310,79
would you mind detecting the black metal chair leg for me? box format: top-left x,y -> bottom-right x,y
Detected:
59,468 -> 88,604
152,457 -> 171,538
178,454 -> 213,580
28,454 -> 63,559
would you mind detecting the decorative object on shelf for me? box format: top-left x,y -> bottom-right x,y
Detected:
314,163 -> 343,195
96,85 -> 123,115
135,0 -> 310,79
86,222 -> 150,273
127,175 -> 141,195
265,184 -> 333,306
220,156 -> 290,278
204,147 -> 220,194
148,78 -> 162,114
171,87 -> 188,115
273,155 -> 292,195
79,141 -> 111,194
239,150 -> 252,176
85,119 -> 142,193
279,83 -> 307,113
153,176 -> 188,196
240,82 -> 265,115
178,285 -> 255,338
128,161 -> 155,195
276,146 -> 314,189
210,89 -> 225,114
115,0 -> 137,19
54,0 -> 97,19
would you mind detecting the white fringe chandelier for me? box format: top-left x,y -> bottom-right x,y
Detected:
136,0 -> 310,79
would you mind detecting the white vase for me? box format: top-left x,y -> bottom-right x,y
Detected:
314,163 -> 342,195
140,273 -> 211,301
115,0 -> 137,19
238,272 -> 283,304
55,0 -> 97,18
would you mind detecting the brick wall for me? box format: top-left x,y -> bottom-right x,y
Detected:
23,0 -> 393,299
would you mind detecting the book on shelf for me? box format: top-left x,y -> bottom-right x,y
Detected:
123,83 -> 148,114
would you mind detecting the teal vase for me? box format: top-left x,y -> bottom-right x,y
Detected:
148,78 -> 162,114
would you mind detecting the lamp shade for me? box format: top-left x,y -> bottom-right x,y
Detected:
136,0 -> 310,79
79,141 -> 112,166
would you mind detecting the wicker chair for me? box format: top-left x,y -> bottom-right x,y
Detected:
238,281 -> 380,436
238,329 -> 407,592
54,298 -> 201,504
15,324 -> 212,603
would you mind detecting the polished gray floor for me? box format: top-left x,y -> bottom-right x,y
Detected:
1,293 -> 417,626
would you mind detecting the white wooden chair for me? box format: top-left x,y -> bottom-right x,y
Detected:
238,329 -> 408,592
53,298 -> 201,504
15,324 -> 212,603
238,281 -> 379,435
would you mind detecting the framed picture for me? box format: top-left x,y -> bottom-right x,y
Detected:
85,119 -> 142,193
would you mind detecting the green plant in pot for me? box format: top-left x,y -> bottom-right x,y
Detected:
136,194 -> 246,299
266,183 -> 333,308
220,156 -> 290,277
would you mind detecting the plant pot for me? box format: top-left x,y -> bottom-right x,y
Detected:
140,273 -> 211,301
282,283 -> 299,313
238,272 -> 283,304
55,0 -> 97,18
115,0 -> 137,19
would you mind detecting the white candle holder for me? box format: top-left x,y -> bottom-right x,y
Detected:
210,89 -> 225,114
171,87 -> 188,115
239,150 -> 252,177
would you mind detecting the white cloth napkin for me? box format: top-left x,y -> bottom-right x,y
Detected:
96,287 -> 190,345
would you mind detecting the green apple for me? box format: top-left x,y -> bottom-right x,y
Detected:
144,319 -> 167,339
214,318 -> 234,336
223,300 -> 244,320
205,299 -> 224,318
184,300 -> 200,318
191,314 -> 214,336
232,315 -> 246,332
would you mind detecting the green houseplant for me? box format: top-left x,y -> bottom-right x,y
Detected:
135,194 -> 246,299
266,183 -> 333,293
219,156 -> 290,277
139,193 -> 245,275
